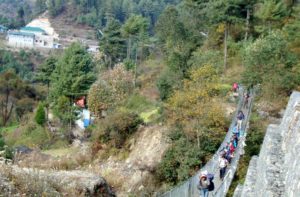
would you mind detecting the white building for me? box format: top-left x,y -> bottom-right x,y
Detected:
7,31 -> 35,48
7,26 -> 58,49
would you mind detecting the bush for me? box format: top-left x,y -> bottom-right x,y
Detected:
35,103 -> 46,126
93,111 -> 143,148
157,68 -> 179,100
156,129 -> 206,185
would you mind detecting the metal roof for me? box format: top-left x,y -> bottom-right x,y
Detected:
21,26 -> 45,33
8,31 -> 35,37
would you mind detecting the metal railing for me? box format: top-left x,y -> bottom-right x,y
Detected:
158,88 -> 255,197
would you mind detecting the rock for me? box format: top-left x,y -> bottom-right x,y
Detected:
238,91 -> 300,197
138,185 -> 144,191
72,139 -> 82,147
0,163 -> 115,196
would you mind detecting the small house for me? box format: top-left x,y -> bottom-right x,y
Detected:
7,31 -> 35,48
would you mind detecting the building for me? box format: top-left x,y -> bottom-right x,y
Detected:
7,26 -> 58,49
7,31 -> 35,48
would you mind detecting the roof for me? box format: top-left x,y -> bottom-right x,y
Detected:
21,26 -> 45,33
8,31 -> 35,37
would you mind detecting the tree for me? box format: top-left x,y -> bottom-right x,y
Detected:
47,0 -> 65,17
242,31 -> 299,98
49,43 -> 95,125
35,103 -> 46,126
88,64 -> 134,117
255,0 -> 289,32
35,0 -> 47,14
205,0 -> 245,70
36,56 -> 57,94
122,15 -> 149,60
168,65 -> 227,143
0,71 -> 27,126
50,43 -> 95,100
99,18 -> 126,68
156,6 -> 196,77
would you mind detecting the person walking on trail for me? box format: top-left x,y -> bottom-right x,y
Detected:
219,155 -> 228,181
232,82 -> 239,92
237,110 -> 245,132
197,171 -> 210,197
243,91 -> 250,109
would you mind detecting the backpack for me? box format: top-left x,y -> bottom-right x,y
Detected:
207,173 -> 214,181
208,180 -> 215,191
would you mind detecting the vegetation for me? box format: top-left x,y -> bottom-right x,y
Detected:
0,0 -> 299,195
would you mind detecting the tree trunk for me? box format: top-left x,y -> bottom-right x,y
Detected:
197,129 -> 200,149
127,37 -> 132,59
224,24 -> 228,71
134,47 -> 138,88
245,7 -> 250,40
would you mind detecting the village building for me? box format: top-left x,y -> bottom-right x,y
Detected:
7,26 -> 56,48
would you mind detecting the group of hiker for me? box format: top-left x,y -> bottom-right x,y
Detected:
197,83 -> 249,197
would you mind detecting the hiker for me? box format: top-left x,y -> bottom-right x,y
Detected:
243,91 -> 250,109
232,82 -> 239,92
219,155 -> 228,181
233,134 -> 238,147
229,140 -> 235,154
197,171 -> 210,197
232,123 -> 240,138
237,110 -> 245,131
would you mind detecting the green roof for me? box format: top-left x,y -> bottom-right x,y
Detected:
20,26 -> 45,33
8,31 -> 35,37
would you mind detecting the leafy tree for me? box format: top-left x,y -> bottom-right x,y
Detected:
36,56 -> 57,93
255,0 -> 289,33
242,31 -> 299,99
35,103 -> 46,126
47,0 -> 65,17
99,18 -> 126,68
168,65 -> 227,142
122,15 -> 149,59
205,0 -> 245,70
35,0 -> 47,14
93,110 -> 142,148
88,64 -> 134,117
156,6 -> 196,77
0,70 -> 34,126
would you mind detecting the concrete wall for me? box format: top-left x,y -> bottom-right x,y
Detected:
235,91 -> 300,197
8,34 -> 34,48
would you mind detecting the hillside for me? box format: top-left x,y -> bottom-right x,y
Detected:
0,0 -> 299,197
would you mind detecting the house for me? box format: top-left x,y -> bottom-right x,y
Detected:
7,31 -> 35,48
0,25 -> 8,33
7,26 -> 57,49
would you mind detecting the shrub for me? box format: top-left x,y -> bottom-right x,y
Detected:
93,111 -> 143,148
157,69 -> 179,100
35,103 -> 46,126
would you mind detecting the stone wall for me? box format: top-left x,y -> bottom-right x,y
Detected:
234,91 -> 300,197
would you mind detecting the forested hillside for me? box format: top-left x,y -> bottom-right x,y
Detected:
0,0 -> 299,196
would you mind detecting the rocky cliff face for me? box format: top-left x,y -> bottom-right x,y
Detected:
234,91 -> 300,197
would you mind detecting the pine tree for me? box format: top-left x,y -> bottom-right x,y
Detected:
35,103 -> 46,126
